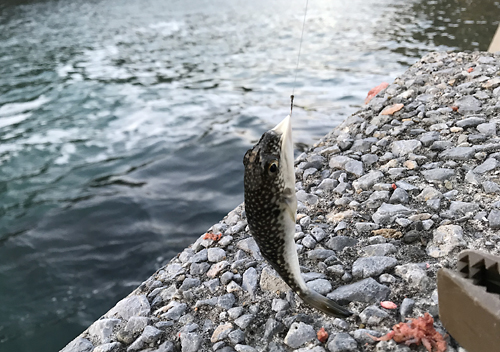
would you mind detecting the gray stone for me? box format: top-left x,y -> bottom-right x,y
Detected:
416,187 -> 442,201
318,178 -> 336,191
449,201 -> 480,216
344,160 -> 364,176
389,188 -> 409,204
402,230 -> 420,244
400,298 -> 415,318
327,332 -> 358,352
164,303 -> 187,321
474,158 -> 499,174
419,131 -> 440,147
236,238 -> 262,260
107,295 -> 150,321
430,140 -> 454,151
93,342 -> 122,352
359,305 -> 389,325
483,181 -> 500,193
180,332 -> 201,352
465,170 -> 482,185
488,209 -> 500,229
333,182 -> 350,195
326,236 -> 358,251
296,190 -> 319,205
332,318 -> 350,330
362,244 -> 397,257
456,116 -> 486,128
379,273 -> 396,284
284,322 -> 316,349
190,262 -> 210,276
421,168 -> 455,182
352,171 -> 384,191
352,329 -> 383,345
427,225 -> 465,258
300,216 -> 311,227
379,152 -> 394,162
128,326 -> 163,352
228,307 -> 244,320
88,319 -> 121,344
208,248 -> 226,262
361,154 -> 379,166
219,348 -> 237,352
440,147 -> 475,160
352,256 -> 398,279
391,140 -> 422,156
477,122 -> 496,136
179,249 -> 195,263
179,278 -> 201,291
396,218 -> 412,228
306,279 -> 332,295
234,314 -> 254,329
303,167 -> 318,179
117,316 -> 149,344
443,190 -> 459,199
372,203 -> 413,225
366,191 -> 390,208
259,266 -> 289,292
241,267 -> 258,296
310,227 -> 327,242
272,298 -> 290,312
234,345 -> 257,352
327,278 -> 390,304
395,264 -> 430,289
355,222 -> 379,233
229,329 -> 245,344
427,198 -> 441,211
308,248 -> 337,260
302,272 -> 326,282
352,138 -> 378,152
218,293 -> 236,309
330,156 -> 354,170
205,278 -> 219,292
194,297 -> 218,308
60,338 -> 94,352
334,221 -> 347,233
302,235 -> 316,249
191,248 -> 208,263
263,318 -> 285,341
455,95 -> 482,112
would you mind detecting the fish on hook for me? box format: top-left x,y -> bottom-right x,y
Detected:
243,115 -> 352,317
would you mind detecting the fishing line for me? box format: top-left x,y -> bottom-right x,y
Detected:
290,0 -> 309,115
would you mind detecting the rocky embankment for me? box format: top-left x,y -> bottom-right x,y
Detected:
62,51 -> 500,352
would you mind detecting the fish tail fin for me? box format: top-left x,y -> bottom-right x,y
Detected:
298,289 -> 352,318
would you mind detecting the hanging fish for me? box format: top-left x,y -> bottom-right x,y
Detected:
243,115 -> 352,317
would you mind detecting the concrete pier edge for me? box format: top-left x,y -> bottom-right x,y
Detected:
61,51 -> 500,352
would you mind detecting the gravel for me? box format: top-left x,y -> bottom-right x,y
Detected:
63,51 -> 500,352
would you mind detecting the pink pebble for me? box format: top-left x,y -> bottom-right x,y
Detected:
381,301 -> 398,309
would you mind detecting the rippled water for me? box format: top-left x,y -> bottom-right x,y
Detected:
0,0 -> 498,351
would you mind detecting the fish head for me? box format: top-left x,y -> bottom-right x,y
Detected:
243,115 -> 297,219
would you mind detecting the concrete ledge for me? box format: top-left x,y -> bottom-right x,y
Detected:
61,51 -> 500,352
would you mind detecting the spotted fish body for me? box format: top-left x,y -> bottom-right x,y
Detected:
243,115 -> 351,317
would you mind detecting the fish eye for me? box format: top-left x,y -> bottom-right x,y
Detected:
268,160 -> 278,174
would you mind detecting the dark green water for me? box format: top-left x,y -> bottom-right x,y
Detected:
0,0 -> 498,351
